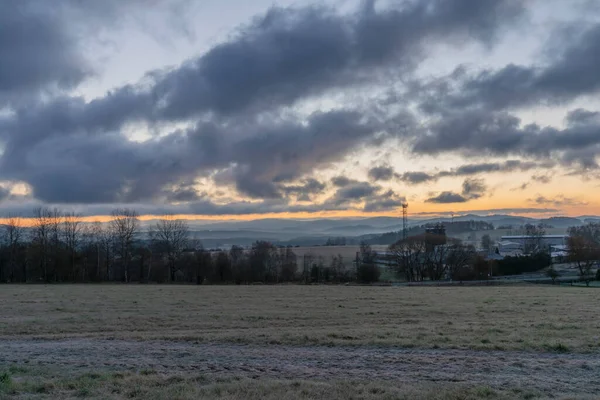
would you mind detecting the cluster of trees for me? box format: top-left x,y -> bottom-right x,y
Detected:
0,208 -> 369,284
0,208 -> 146,283
567,223 -> 600,286
389,234 -> 484,282
387,231 -> 555,282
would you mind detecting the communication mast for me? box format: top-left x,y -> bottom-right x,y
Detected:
402,202 -> 409,240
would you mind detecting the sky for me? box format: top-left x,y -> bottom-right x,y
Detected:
1,0 -> 600,220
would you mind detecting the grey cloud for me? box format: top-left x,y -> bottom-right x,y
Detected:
531,174 -> 552,184
461,178 -> 486,200
363,190 -> 405,212
414,207 -> 560,216
0,0 -> 187,106
447,160 -> 550,176
0,198 -> 348,218
163,181 -> 202,203
330,181 -> 380,206
331,176 -> 358,187
401,160 -> 552,184
223,110 -> 388,199
368,165 -> 396,181
530,195 -> 588,207
151,0 -> 525,119
426,191 -> 468,204
1,0 -> 523,142
0,1 -> 90,104
426,177 -> 486,203
0,0 -> 530,212
417,23 -> 600,114
566,108 -> 600,126
400,171 -> 435,184
413,109 -> 600,168
7,109 -> 387,204
281,179 -> 327,200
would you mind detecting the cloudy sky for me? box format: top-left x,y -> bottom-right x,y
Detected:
1,0 -> 600,220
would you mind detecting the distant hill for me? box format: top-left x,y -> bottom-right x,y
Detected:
538,217 -> 583,228
148,213 -> 598,247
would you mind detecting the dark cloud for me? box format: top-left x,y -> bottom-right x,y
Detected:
0,0 -> 528,210
461,178 -> 486,200
414,22 -> 600,117
0,1 -> 90,104
445,160 -> 550,176
426,191 -> 468,203
368,165 -> 396,181
330,182 -> 380,206
0,0 -> 187,106
150,0 -> 525,118
531,174 -> 552,184
566,108 -> 600,126
414,207 -> 560,216
280,178 -> 327,201
5,109 -> 391,204
331,176 -> 357,187
400,160 -> 551,184
0,0 -> 522,142
426,177 -> 486,203
400,171 -> 435,185
363,189 -> 405,212
421,24 -> 600,112
530,195 -> 588,207
413,109 -> 600,168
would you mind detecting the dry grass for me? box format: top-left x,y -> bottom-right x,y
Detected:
0,365 -> 584,400
2,284 -> 600,352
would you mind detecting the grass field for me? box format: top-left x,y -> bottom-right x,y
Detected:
2,285 -> 600,399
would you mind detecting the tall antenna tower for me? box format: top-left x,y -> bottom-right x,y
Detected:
402,202 -> 409,240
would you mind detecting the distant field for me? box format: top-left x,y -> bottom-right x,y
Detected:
2,285 -> 600,399
290,245 -> 388,260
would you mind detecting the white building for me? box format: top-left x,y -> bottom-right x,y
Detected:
498,235 -> 568,255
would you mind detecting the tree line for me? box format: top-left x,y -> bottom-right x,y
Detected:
387,222 -> 600,283
2,208 -> 599,285
0,208 -> 379,284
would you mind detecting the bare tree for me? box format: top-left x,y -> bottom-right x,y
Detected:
86,221 -> 104,281
523,223 -> 546,254
3,215 -> 23,282
32,207 -> 52,282
195,248 -> 213,284
229,245 -> 244,283
97,222 -> 114,280
110,208 -> 139,282
357,242 -> 379,283
567,234 -> 599,286
150,216 -> 189,282
446,243 -> 477,280
48,208 -> 63,281
215,250 -> 231,282
63,212 -> 82,281
481,234 -> 492,253
390,235 -> 427,282
279,247 -> 297,282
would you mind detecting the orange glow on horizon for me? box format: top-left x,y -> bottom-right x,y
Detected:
1,203 -> 596,228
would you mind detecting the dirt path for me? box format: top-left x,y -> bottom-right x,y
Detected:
1,339 -> 599,395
